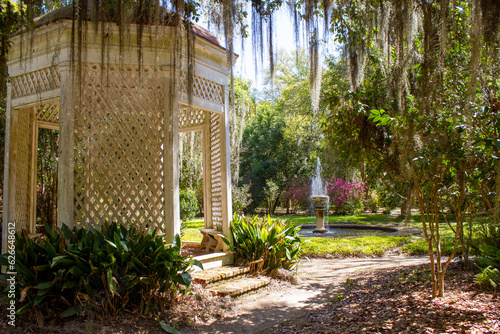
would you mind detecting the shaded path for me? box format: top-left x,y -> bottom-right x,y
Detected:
183,255 -> 431,334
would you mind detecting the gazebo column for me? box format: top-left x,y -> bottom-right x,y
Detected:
221,87 -> 233,248
163,68 -> 181,243
2,83 -> 14,256
57,63 -> 75,228
203,122 -> 213,229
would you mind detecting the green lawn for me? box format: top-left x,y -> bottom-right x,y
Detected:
181,219 -> 204,242
301,235 -> 411,257
180,213 -> 460,258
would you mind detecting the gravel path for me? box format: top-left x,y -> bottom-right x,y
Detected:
183,255 -> 432,334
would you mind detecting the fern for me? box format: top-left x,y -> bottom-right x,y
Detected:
474,266 -> 500,291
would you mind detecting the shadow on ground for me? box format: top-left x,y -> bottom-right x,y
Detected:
181,255 -> 431,334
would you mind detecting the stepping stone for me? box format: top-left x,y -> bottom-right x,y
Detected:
208,276 -> 271,297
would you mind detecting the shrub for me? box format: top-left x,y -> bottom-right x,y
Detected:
363,189 -> 380,212
0,223 -> 201,318
225,215 -> 302,273
232,184 -> 253,214
475,221 -> 500,269
180,188 -> 199,221
326,178 -> 366,215
283,178 -> 311,212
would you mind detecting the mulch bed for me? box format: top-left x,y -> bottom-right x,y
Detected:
0,283 -> 233,333
2,262 -> 498,333
264,262 -> 499,334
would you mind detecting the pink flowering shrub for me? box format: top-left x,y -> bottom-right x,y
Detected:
283,177 -> 367,215
326,178 -> 366,215
283,178 -> 311,212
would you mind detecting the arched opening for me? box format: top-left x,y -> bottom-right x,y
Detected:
179,130 -> 204,245
34,125 -> 59,233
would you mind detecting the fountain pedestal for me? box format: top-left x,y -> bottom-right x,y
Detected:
312,195 -> 328,233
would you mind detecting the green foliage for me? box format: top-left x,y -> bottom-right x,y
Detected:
263,179 -> 280,215
231,184 -> 253,214
363,189 -> 380,212
179,188 -> 198,221
229,77 -> 256,184
225,215 -> 302,273
0,223 -> 201,317
240,51 -> 325,212
475,221 -> 500,268
240,104 -> 287,211
378,188 -> 402,212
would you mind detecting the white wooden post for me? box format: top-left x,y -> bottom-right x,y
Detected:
163,66 -> 181,243
2,83 -> 14,256
57,62 -> 75,228
221,86 -> 233,247
203,121 -> 213,229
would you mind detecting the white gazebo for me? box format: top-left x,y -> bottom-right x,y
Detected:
2,8 -> 233,258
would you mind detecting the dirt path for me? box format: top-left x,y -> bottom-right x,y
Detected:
183,255 -> 432,334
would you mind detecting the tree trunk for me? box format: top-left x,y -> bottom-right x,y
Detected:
496,160 -> 500,213
404,186 -> 412,223
417,187 -> 438,298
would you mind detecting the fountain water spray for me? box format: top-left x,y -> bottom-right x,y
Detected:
311,158 -> 329,233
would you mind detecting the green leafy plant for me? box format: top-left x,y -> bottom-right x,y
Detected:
224,215 -> 302,273
0,222 -> 202,318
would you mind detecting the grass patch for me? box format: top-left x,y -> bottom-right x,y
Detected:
181,219 -> 204,242
401,234 -> 460,256
400,238 -> 429,255
302,236 -> 411,258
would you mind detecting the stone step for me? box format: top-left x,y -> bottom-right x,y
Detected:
207,276 -> 271,297
191,266 -> 251,286
193,252 -> 234,271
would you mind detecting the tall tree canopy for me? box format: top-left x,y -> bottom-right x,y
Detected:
1,0 -> 500,298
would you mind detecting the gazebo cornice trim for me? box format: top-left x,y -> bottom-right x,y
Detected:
11,89 -> 61,107
31,5 -> 230,54
180,94 -> 224,113
8,20 -> 234,73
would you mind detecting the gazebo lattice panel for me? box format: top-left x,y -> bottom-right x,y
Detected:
3,15 -> 233,258
14,108 -> 32,231
11,66 -> 60,99
36,103 -> 60,124
179,107 -> 206,129
73,64 -> 165,231
209,111 -> 223,231
180,72 -> 224,104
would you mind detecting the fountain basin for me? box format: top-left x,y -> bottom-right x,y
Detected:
311,195 -> 329,203
298,223 -> 421,238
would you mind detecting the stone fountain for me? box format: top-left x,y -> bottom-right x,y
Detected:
311,158 -> 329,233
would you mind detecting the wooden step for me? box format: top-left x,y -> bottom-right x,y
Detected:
191,266 -> 251,286
207,276 -> 271,297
